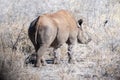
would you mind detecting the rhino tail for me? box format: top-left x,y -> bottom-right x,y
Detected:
35,16 -> 40,44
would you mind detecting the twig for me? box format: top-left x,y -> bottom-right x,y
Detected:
12,24 -> 25,51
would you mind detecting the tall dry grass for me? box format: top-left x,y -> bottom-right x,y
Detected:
0,0 -> 120,80
0,24 -> 40,80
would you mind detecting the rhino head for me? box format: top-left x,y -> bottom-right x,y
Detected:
77,19 -> 91,44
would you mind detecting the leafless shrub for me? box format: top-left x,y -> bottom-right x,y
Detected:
0,27 -> 39,80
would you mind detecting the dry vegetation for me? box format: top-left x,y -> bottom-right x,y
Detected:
0,0 -> 120,80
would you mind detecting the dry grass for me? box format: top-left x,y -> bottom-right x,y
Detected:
0,0 -> 120,80
0,24 -> 120,80
0,25 -> 40,80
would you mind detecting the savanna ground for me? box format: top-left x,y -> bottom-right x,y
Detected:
0,0 -> 120,80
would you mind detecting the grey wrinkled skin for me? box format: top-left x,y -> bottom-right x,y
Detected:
28,10 -> 91,67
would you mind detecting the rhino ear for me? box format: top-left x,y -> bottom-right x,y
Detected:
78,19 -> 83,26
77,19 -> 83,30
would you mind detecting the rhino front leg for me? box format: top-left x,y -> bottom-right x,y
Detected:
67,40 -> 77,64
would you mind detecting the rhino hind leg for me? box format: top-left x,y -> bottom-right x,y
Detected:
35,45 -> 48,67
53,44 -> 63,64
35,27 -> 57,67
